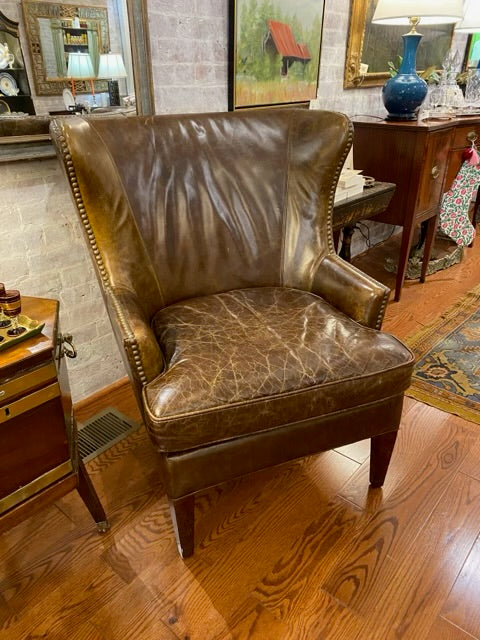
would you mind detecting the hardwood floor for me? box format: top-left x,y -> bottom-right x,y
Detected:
1,236 -> 479,640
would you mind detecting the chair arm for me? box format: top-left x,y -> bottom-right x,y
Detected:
104,287 -> 165,388
312,254 -> 390,330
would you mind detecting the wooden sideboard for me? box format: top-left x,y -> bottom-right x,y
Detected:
353,116 -> 480,301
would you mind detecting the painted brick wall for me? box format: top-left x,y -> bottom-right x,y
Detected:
1,0 -> 466,401
2,160 -> 126,399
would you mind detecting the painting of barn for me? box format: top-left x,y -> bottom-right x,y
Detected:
229,0 -> 325,109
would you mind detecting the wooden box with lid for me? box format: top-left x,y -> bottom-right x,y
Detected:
0,296 -> 108,533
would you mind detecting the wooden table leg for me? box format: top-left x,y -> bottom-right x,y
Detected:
395,219 -> 416,302
420,215 -> 437,283
333,229 -> 341,254
339,225 -> 355,262
77,459 -> 110,532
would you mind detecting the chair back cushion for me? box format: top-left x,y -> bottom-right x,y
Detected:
53,109 -> 351,313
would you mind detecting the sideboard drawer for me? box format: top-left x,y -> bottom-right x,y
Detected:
452,125 -> 480,150
416,130 -> 452,214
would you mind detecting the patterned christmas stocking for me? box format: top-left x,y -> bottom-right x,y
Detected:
439,150 -> 479,247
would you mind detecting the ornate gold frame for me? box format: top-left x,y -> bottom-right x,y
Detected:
344,0 -> 454,89
22,1 -> 109,96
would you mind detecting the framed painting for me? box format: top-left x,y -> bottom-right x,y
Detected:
228,0 -> 325,110
464,34 -> 480,70
344,0 -> 454,88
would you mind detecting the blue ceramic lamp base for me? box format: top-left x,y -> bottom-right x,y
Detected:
382,33 -> 428,121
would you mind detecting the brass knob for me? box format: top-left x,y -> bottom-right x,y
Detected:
467,131 -> 478,144
431,165 -> 440,180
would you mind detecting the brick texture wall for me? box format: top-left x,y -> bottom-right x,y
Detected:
1,0 -> 466,401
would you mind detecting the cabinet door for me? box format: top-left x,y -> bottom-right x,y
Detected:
416,129 -> 452,218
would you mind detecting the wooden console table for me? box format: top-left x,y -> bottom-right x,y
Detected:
353,116 -> 480,301
0,296 -> 109,534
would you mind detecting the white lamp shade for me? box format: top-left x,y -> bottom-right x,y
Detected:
97,53 -> 127,79
67,52 -> 94,79
372,0 -> 464,25
455,0 -> 480,33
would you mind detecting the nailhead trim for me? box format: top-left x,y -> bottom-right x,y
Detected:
51,120 -> 147,384
327,119 -> 354,254
376,289 -> 389,330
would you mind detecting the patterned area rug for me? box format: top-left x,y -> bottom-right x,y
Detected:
404,284 -> 480,424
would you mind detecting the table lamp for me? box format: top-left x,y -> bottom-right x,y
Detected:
67,52 -> 96,105
372,0 -> 464,120
97,53 -> 127,106
455,0 -> 480,33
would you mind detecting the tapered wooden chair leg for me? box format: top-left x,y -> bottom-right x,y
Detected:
369,431 -> 398,488
169,495 -> 195,558
77,459 -> 110,532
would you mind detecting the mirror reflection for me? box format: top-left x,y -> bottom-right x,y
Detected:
37,12 -> 107,80
22,0 -> 134,107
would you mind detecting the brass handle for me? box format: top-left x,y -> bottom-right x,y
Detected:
431,165 -> 440,180
58,333 -> 77,359
467,131 -> 478,144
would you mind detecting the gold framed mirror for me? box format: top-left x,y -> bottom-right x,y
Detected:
344,0 -> 455,88
22,1 -> 110,96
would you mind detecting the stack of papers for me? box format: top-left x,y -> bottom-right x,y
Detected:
334,169 -> 365,204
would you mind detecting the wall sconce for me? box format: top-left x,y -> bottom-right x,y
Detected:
97,53 -> 127,106
372,0 -> 464,120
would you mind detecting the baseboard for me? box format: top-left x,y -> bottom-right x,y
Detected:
73,376 -> 132,421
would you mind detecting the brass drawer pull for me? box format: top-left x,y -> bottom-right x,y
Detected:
58,333 -> 77,359
467,131 -> 478,144
431,165 -> 441,180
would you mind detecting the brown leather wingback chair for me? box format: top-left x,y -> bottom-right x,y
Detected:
51,109 -> 414,557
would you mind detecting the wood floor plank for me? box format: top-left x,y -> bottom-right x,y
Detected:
0,502 -> 77,567
308,412 -> 479,629
427,617 -> 479,640
89,577 -> 180,640
335,473 -> 480,640
441,534 -> 480,638
335,438 -> 371,464
197,450 -> 359,559
459,433 -> 480,483
1,555 -> 125,639
250,497 -> 368,639
134,453 -> 360,640
338,403 -> 473,525
212,597 -> 297,640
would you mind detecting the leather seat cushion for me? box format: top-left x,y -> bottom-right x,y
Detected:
145,287 -> 414,452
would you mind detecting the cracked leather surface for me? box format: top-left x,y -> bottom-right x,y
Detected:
146,287 -> 414,452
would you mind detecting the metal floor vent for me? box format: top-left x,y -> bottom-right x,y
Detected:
77,408 -> 139,462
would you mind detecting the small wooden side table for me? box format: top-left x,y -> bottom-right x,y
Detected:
0,296 -> 109,534
333,181 -> 396,262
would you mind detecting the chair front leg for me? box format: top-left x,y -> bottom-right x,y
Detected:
169,494 -> 195,558
369,431 -> 398,488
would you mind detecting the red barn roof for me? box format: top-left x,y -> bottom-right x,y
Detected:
267,20 -> 311,61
